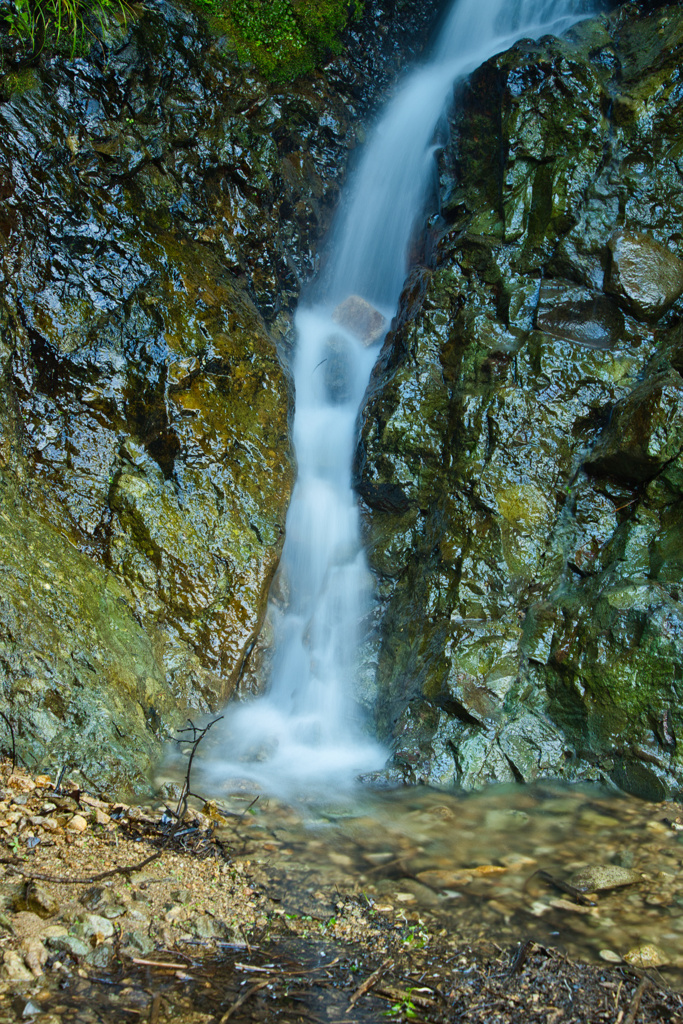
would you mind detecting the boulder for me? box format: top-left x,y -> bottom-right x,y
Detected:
585,373 -> 683,483
357,2 -> 683,798
332,295 -> 387,345
536,280 -> 624,349
605,230 -> 683,320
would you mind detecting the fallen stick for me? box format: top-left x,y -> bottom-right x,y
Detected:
130,958 -> 189,970
623,977 -> 652,1024
349,957 -> 393,1007
375,985 -> 436,1010
0,849 -> 163,884
219,979 -> 271,1022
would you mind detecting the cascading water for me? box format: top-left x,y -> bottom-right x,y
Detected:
206,0 -> 589,799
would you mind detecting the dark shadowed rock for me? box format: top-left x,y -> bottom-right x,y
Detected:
357,480 -> 412,513
586,372 -> 683,483
536,280 -> 625,349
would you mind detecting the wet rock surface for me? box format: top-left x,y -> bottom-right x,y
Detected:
356,1 -> 683,796
0,0 -> 442,789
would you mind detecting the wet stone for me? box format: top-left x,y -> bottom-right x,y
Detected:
536,279 -> 625,348
332,295 -> 387,345
605,230 -> 683,320
323,334 -> 354,403
623,943 -> 668,968
569,865 -> 642,892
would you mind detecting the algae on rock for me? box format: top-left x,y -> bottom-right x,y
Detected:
357,1 -> 683,798
0,0 -> 444,789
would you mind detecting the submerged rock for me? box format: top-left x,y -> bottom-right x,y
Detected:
323,334 -> 355,403
569,866 -> 642,893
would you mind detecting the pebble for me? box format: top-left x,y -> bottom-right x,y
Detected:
67,814 -> 88,833
20,937 -> 47,977
569,866 -> 641,892
598,949 -> 622,963
415,870 -> 472,890
2,950 -> 33,981
623,944 -> 668,968
73,913 -> 115,940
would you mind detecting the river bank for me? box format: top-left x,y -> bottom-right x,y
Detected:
1,761 -> 683,1021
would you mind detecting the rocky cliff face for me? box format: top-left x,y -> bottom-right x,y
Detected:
0,0 -> 442,792
357,1 -> 683,799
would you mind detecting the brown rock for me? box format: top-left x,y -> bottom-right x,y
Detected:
332,295 -> 387,345
415,869 -> 473,890
605,230 -> 683,320
623,943 -> 668,968
20,937 -> 48,977
2,950 -> 33,982
66,814 -> 88,833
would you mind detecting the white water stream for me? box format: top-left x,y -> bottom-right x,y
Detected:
208,0 -> 590,799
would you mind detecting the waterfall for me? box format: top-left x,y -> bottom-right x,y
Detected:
206,0 -> 589,799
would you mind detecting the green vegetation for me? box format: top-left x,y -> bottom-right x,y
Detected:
3,0 -> 132,57
194,0 -> 364,80
2,0 -> 361,78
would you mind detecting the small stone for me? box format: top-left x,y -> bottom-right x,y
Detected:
7,775 -> 36,793
331,295 -> 387,346
84,944 -> 113,969
94,809 -> 110,826
164,905 -> 185,923
328,852 -> 353,867
15,883 -> 59,919
72,913 -> 115,940
599,949 -> 623,963
11,912 -> 48,939
46,935 -> 91,958
363,852 -> 395,865
121,929 -> 155,955
550,898 -> 596,916
623,944 -> 668,968
569,865 -> 641,892
66,814 -> 88,833
190,915 -> 225,940
416,870 -> 473,890
2,950 -> 33,982
20,937 -> 48,977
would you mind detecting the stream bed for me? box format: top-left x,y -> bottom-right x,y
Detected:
210,782 -> 683,982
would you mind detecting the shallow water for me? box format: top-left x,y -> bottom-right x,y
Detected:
210,783 -> 683,981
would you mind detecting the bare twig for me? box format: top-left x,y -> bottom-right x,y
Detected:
0,848 -> 163,885
533,870 -> 597,907
130,958 -> 189,970
174,716 -> 224,820
349,957 -> 393,1006
623,977 -> 652,1024
219,979 -> 271,1023
240,795 -> 260,819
